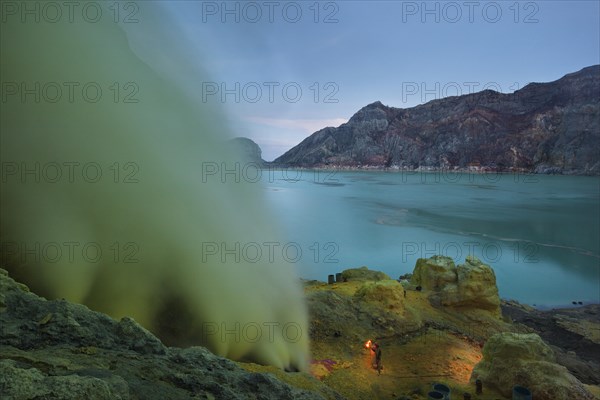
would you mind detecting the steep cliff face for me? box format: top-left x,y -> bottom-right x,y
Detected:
231,137 -> 267,165
274,66 -> 600,174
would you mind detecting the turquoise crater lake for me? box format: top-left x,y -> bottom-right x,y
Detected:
262,170 -> 600,307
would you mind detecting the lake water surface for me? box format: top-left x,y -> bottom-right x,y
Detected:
262,170 -> 600,307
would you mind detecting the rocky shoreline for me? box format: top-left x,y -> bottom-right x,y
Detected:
266,164 -> 594,176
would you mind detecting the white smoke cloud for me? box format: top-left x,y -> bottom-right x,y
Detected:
0,1 -> 309,371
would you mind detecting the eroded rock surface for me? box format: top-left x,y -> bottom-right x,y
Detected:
0,269 -> 338,400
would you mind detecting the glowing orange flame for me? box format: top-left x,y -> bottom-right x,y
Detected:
364,339 -> 372,349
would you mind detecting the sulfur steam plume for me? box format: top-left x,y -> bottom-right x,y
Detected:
0,2 -> 308,371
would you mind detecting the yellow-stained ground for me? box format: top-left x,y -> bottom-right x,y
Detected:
240,281 -> 600,400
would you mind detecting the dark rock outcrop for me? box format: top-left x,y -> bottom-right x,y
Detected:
0,269 -> 337,400
231,137 -> 266,165
274,65 -> 600,175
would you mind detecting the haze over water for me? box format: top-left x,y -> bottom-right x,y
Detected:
262,170 -> 600,307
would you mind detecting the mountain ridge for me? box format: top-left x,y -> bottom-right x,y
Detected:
274,65 -> 600,175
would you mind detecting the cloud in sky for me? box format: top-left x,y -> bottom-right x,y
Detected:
161,1 -> 599,160
242,116 -> 348,161
245,116 -> 348,133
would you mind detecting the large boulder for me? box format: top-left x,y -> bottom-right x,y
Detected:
452,256 -> 501,310
354,280 -> 405,312
411,256 -> 500,315
341,266 -> 390,282
410,255 -> 457,290
471,332 -> 595,400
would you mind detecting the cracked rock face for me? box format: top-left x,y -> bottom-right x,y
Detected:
0,269 -> 333,400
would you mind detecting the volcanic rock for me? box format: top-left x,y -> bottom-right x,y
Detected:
471,332 -> 595,400
411,256 -> 501,315
354,280 -> 405,312
0,268 -> 338,400
274,65 -> 600,175
230,137 -> 266,165
340,266 -> 391,282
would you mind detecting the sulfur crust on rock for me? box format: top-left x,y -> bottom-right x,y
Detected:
354,280 -> 405,312
411,255 -> 457,290
411,255 -> 501,316
471,332 -> 596,400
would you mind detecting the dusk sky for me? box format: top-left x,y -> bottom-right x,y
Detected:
150,1 -> 600,160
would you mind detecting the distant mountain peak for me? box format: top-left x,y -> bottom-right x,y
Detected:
274,65 -> 600,175
364,100 -> 385,109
